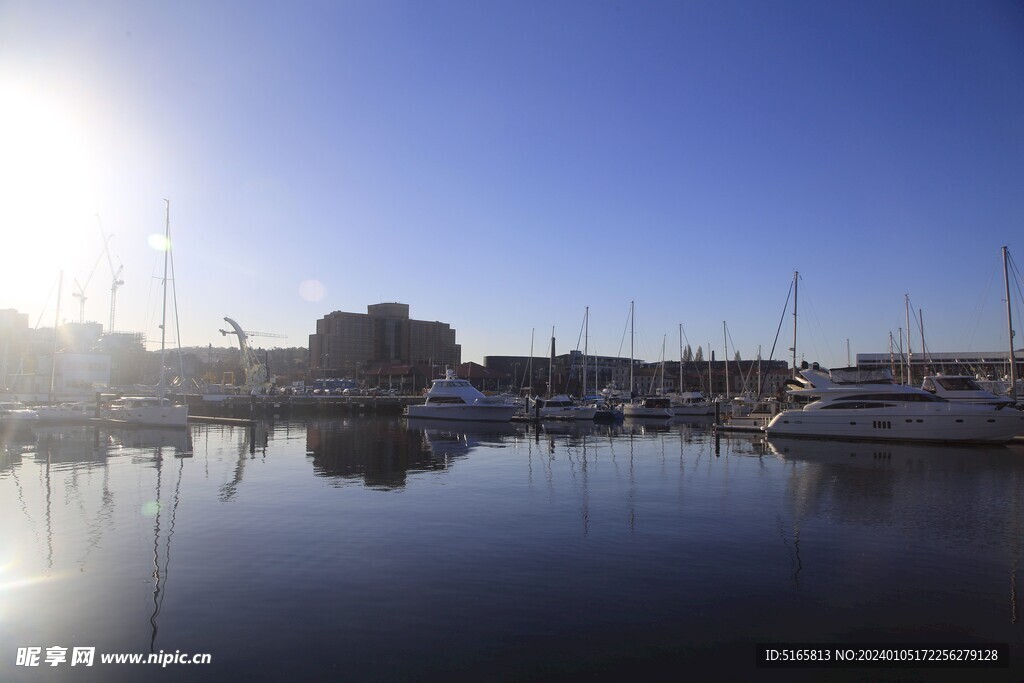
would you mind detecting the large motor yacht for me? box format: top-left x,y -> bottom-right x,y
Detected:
406,371 -> 518,422
764,365 -> 1024,443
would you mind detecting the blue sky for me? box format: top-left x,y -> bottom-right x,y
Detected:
2,0 -> 1022,367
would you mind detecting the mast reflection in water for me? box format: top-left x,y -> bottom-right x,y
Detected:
1,417 -> 1022,682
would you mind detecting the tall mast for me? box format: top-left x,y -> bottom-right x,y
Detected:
791,270 -> 798,377
524,328 -> 534,394
919,308 -> 926,375
757,344 -> 762,396
548,326 -> 555,397
1004,246 -> 1018,402
49,271 -> 63,404
888,332 -> 895,377
905,293 -> 913,385
159,200 -> 170,395
679,324 -> 683,395
723,321 -> 729,399
707,342 -> 712,396
660,335 -> 666,395
630,301 -> 634,396
583,306 -> 588,398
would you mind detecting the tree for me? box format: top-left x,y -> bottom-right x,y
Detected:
694,346 -> 703,362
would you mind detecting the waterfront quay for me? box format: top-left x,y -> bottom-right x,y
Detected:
182,393 -> 422,419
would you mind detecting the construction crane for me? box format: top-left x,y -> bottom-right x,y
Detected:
71,234 -> 113,323
97,216 -> 125,333
219,316 -> 286,390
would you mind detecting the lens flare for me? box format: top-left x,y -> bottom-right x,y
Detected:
299,279 -> 326,302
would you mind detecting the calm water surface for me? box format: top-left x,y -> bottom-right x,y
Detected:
2,416 -> 1023,681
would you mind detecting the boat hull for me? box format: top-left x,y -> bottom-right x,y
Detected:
535,407 -> 598,420
670,405 -> 716,416
108,404 -> 189,428
765,405 -> 1024,443
622,407 -> 674,418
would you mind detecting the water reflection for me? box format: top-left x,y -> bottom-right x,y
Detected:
149,453 -> 186,654
407,418 -> 520,458
4,418 -> 1024,681
766,436 -> 1024,623
306,418 -> 521,488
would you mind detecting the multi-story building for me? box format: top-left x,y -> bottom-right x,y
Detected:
309,303 -> 461,381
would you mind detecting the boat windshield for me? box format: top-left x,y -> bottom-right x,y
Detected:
935,377 -> 983,391
425,396 -> 466,404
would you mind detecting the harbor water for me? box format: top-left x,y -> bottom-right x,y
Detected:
2,416 -> 1023,681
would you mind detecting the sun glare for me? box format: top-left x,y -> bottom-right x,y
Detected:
0,76 -> 101,296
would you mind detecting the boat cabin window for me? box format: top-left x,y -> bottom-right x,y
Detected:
437,380 -> 471,388
838,392 -> 944,403
935,377 -> 982,391
425,396 -> 466,404
821,401 -> 893,410
922,378 -> 936,393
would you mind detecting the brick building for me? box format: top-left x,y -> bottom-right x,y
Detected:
309,303 -> 461,383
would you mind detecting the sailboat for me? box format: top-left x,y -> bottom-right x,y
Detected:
529,325 -> 598,420
669,324 -> 715,416
622,311 -> 674,419
107,201 -> 188,428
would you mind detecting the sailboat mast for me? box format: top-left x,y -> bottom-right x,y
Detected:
723,321 -> 729,399
630,301 -> 634,396
49,271 -> 63,403
919,308 -> 927,374
905,293 -> 913,385
1004,246 -> 1018,402
791,270 -> 798,377
757,344 -> 762,396
660,335 -> 666,395
159,200 -> 170,394
583,306 -> 588,399
548,326 -> 554,397
679,324 -> 683,395
888,332 -> 895,377
707,342 -> 712,396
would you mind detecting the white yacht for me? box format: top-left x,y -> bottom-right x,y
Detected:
35,402 -> 94,423
622,397 -> 674,418
720,398 -> 784,431
764,365 -> 1024,443
406,371 -> 518,422
529,395 -> 598,420
669,391 -> 715,416
0,401 -> 40,425
107,396 -> 189,428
